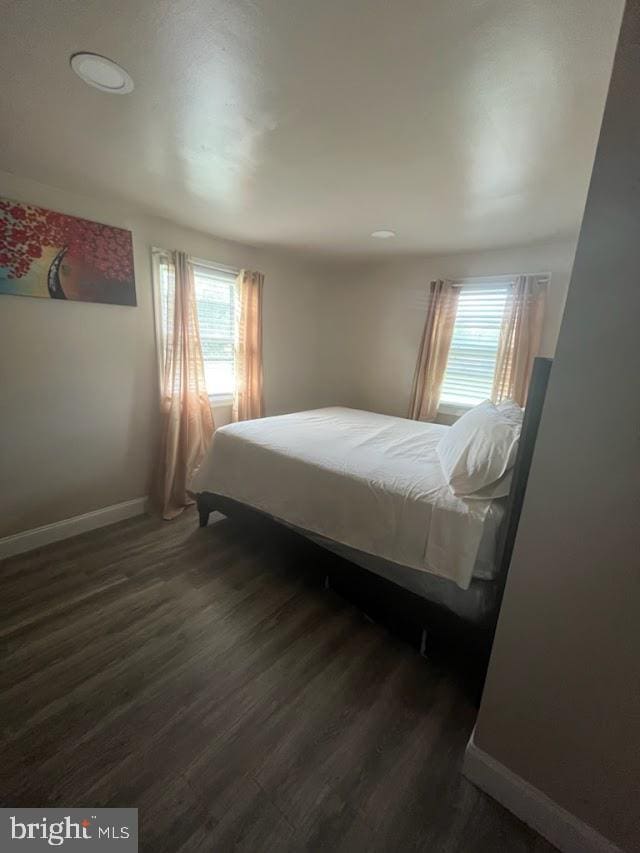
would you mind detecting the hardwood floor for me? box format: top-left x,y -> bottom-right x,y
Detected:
1,509 -> 555,852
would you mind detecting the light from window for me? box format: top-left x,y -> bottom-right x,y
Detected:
439,284 -> 509,408
193,265 -> 237,397
158,259 -> 237,398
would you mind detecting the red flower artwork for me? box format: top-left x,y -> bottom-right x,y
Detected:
0,198 -> 136,306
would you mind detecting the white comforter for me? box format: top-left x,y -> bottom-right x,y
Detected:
192,407 -> 502,589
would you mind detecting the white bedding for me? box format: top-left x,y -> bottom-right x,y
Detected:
191,407 -> 505,590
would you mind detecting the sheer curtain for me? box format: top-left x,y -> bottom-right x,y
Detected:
492,275 -> 548,406
153,251 -> 215,519
408,280 -> 459,421
232,269 -> 265,422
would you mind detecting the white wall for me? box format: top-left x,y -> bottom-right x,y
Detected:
0,167 -> 578,540
319,237 -> 578,416
0,170 -> 329,538
472,5 -> 640,850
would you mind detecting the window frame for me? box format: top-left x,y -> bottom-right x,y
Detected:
151,248 -> 239,408
437,273 -> 550,415
438,275 -> 514,415
191,258 -> 239,406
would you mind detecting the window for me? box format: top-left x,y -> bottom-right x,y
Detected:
439,282 -> 510,410
157,254 -> 238,400
192,264 -> 237,399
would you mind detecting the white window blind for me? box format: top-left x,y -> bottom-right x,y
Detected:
193,264 -> 237,398
439,283 -> 510,408
157,255 -> 238,398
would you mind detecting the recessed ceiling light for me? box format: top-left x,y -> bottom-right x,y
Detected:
70,53 -> 134,94
371,229 -> 396,239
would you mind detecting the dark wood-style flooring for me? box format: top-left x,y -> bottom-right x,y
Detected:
1,509 -> 555,852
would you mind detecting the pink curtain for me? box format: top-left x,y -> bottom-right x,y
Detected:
408,280 -> 459,421
492,275 -> 548,406
154,251 -> 214,519
232,269 -> 265,422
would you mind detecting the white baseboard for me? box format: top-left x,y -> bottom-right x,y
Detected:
463,731 -> 622,853
0,497 -> 149,560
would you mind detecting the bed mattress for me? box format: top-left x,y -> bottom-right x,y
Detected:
192,407 -> 505,590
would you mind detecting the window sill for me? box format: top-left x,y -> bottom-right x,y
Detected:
438,402 -> 472,417
209,394 -> 233,408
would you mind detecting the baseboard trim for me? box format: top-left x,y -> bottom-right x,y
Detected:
0,497 -> 149,560
463,731 -> 622,853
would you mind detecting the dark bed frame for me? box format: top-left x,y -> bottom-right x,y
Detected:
196,358 -> 553,695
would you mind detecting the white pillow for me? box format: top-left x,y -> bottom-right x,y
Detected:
497,399 -> 524,425
437,400 -> 521,497
468,467 -> 513,500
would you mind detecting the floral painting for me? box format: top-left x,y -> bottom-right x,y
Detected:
0,198 -> 136,306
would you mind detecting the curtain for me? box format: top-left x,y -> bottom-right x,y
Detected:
232,269 -> 265,422
408,280 -> 459,421
492,275 -> 548,406
154,251 -> 215,519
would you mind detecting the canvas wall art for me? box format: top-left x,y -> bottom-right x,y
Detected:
0,198 -> 136,306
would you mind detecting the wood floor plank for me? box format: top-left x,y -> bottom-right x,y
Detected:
1,508 -> 556,851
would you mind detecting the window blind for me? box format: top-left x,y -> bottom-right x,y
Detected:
156,254 -> 238,398
192,264 -> 237,397
439,284 -> 510,408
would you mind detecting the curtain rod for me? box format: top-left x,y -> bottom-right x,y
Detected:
151,246 -> 239,277
449,272 -> 551,287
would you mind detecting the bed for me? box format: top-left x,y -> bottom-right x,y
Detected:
193,359 -> 552,652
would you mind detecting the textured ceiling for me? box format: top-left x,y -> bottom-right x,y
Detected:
0,0 -> 623,256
